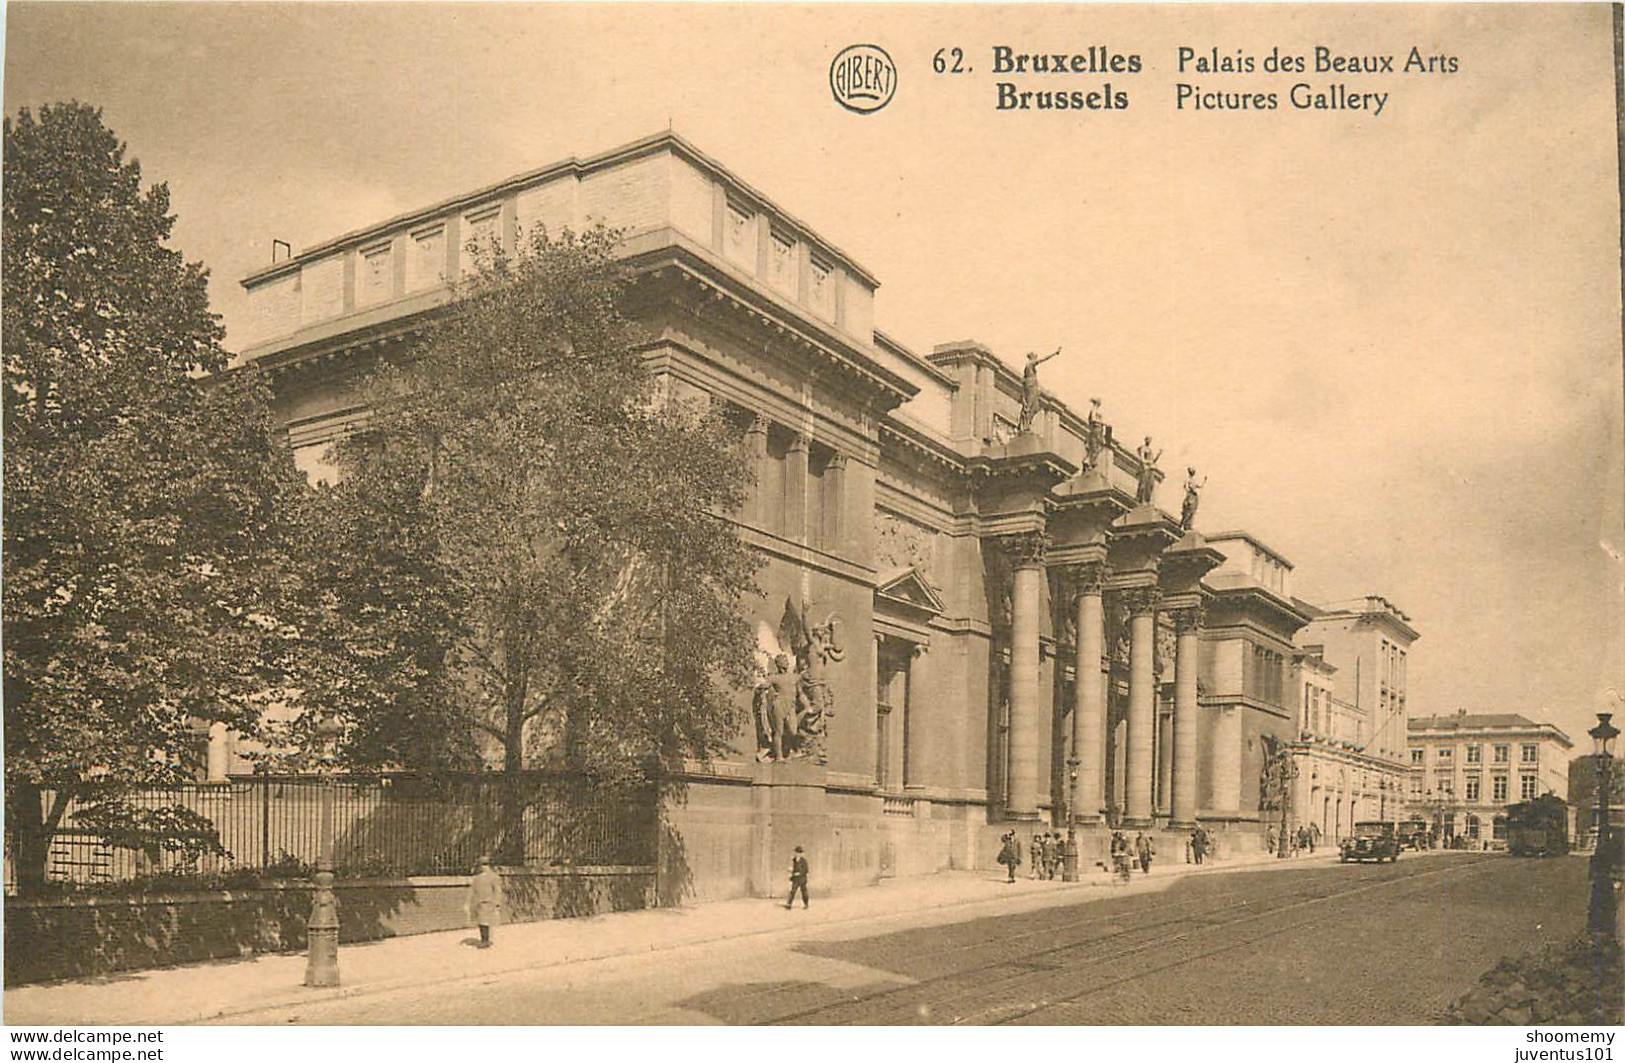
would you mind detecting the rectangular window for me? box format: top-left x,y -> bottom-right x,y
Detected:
1465,744 -> 1481,764
1492,775 -> 1508,802
1520,744 -> 1538,764
1493,744 -> 1509,764
358,243 -> 392,306
1436,773 -> 1454,796
1436,746 -> 1453,762
723,201 -> 754,269
460,207 -> 501,278
1409,776 -> 1423,796
1465,776 -> 1481,802
768,230 -> 796,295
808,257 -> 836,321
409,226 -> 445,290
1520,773 -> 1539,801
1410,748 -> 1424,765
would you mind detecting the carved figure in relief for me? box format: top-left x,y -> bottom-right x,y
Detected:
1018,347 -> 1061,434
1135,436 -> 1163,505
1180,467 -> 1207,531
752,598 -> 845,764
752,654 -> 800,762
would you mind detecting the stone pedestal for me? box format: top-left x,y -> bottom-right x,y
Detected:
749,760 -> 829,898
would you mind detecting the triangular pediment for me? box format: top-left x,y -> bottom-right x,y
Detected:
875,566 -> 945,617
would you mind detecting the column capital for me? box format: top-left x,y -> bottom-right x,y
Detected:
1121,585 -> 1162,617
828,451 -> 849,470
789,431 -> 811,453
1170,603 -> 1207,634
747,413 -> 769,435
998,530 -> 1050,568
1059,560 -> 1106,596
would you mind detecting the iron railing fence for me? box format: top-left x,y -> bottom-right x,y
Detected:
4,772 -> 657,893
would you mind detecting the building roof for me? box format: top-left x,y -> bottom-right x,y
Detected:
1408,712 -> 1573,747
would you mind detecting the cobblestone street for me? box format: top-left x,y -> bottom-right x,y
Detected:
203,853 -> 1586,1025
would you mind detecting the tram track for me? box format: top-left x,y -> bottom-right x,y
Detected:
756,855 -> 1499,1025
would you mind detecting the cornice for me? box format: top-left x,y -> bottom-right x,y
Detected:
243,130 -> 881,291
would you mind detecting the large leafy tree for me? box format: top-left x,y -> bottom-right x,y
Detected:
3,103 -> 315,893
317,226 -> 761,859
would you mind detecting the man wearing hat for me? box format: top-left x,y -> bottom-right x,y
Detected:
467,855 -> 504,948
785,845 -> 810,909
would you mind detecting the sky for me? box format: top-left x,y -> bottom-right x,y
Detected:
4,3 -> 1622,754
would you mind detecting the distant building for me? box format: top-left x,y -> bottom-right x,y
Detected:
1568,754 -> 1625,850
1407,712 -> 1573,847
1289,596 -> 1420,840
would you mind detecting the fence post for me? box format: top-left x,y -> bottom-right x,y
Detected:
261,777 -> 271,870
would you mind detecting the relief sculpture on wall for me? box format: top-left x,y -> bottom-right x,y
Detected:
752,597 -> 846,764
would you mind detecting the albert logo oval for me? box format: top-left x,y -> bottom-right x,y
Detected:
830,44 -> 897,114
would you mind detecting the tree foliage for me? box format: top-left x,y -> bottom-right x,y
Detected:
315,226 -> 761,839
2,103 -> 314,892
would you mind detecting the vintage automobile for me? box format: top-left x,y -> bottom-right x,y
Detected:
1340,821 -> 1401,863
1396,820 -> 1431,851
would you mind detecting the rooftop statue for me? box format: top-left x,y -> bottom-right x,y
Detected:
1083,397 -> 1109,471
1134,436 -> 1162,505
1180,466 -> 1207,531
1018,347 -> 1061,434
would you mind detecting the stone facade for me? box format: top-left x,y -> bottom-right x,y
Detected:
1407,712 -> 1573,847
239,132 -> 1418,899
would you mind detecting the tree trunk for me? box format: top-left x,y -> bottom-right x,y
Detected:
500,698 -> 526,866
5,781 -> 67,898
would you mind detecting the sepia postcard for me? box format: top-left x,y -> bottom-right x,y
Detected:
1,2 -> 1622,1056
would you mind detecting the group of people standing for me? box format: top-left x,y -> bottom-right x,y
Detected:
1027,830 -> 1070,880
1264,823 -> 1321,857
1108,831 -> 1156,881
1187,825 -> 1217,865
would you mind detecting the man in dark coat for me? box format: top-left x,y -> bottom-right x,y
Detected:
997,830 -> 1021,883
785,846 -> 810,909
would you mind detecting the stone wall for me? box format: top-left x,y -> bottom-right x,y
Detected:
3,866 -> 652,987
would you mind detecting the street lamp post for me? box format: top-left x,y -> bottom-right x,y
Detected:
304,713 -> 344,987
1062,759 -> 1080,882
1587,713 -> 1618,942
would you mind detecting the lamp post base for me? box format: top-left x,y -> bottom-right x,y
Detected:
305,869 -> 341,987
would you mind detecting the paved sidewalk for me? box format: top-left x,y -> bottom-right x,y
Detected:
4,845 -> 1343,1026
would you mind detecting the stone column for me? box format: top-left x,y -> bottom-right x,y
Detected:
826,452 -> 848,553
1170,606 -> 1204,827
786,433 -> 809,542
1071,563 -> 1106,823
1124,587 -> 1160,826
745,415 -> 768,527
1005,533 -> 1046,818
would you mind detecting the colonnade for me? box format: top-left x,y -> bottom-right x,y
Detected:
1002,543 -> 1209,830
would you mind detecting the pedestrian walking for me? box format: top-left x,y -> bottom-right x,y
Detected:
1039,832 -> 1055,880
997,829 -> 1021,883
1190,827 -> 1206,865
1028,831 -> 1043,880
1110,831 -> 1132,883
1049,833 -> 1066,879
785,845 -> 810,909
1266,826 -> 1278,855
467,855 -> 504,949
1135,831 -> 1155,874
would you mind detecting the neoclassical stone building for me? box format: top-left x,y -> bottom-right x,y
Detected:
239,132 -> 1416,900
